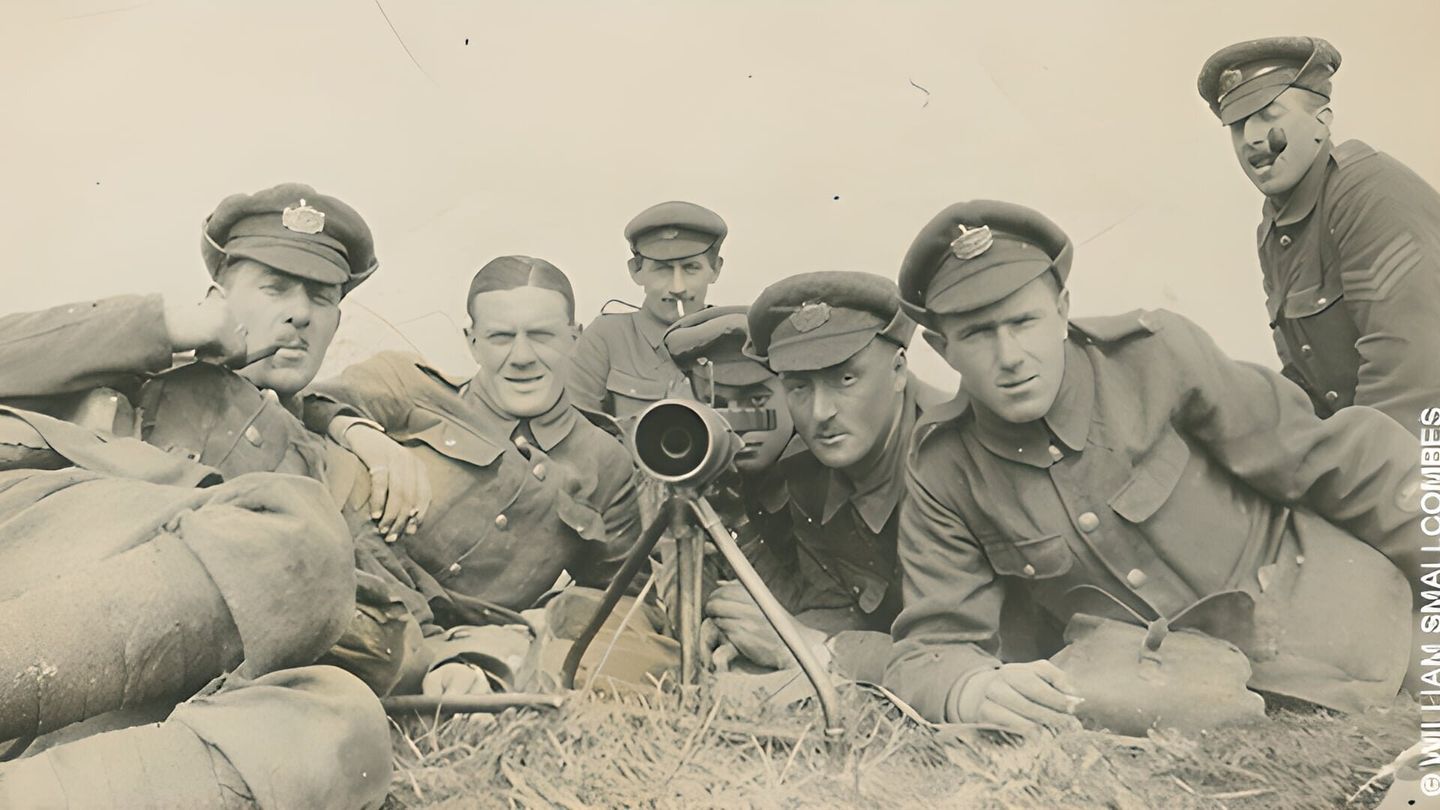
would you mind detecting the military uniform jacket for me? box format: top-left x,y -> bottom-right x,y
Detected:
0,294 -> 328,485
1258,139 -> 1440,433
745,377 -> 943,634
886,310 -> 1419,722
308,352 -> 643,620
564,308 -> 692,420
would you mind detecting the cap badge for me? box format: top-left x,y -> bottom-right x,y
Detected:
659,227 -> 680,240
1217,68 -> 1245,99
281,199 -> 325,235
789,301 -> 831,333
950,224 -> 994,260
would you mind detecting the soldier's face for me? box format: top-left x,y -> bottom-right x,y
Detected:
928,275 -> 1070,425
1228,88 -> 1333,198
632,255 -> 721,324
222,260 -> 342,398
780,340 -> 906,472
466,286 -> 578,418
706,377 -> 794,474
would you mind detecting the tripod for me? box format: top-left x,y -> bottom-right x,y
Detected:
560,486 -> 844,737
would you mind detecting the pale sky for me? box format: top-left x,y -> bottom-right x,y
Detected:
3,0 -> 1437,387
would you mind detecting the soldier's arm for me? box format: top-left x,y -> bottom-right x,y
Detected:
1164,311 -> 1419,568
570,443 -> 644,588
1332,158 -> 1440,431
736,520 -> 807,614
305,351 -> 420,433
884,457 -> 1006,723
305,353 -> 434,536
562,322 -> 612,416
0,295 -> 173,398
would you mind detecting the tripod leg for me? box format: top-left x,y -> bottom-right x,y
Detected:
673,506 -> 705,685
687,495 -> 846,737
561,498 -> 674,689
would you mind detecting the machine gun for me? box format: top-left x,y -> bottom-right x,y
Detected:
561,398 -> 844,736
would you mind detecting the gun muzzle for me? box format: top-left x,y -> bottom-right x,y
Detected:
629,399 -> 774,486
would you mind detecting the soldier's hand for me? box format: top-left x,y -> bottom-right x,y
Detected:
347,424 -> 432,541
422,661 -> 494,697
958,660 -> 1082,733
164,285 -> 277,368
705,582 -> 826,670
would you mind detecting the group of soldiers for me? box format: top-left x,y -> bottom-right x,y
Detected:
1,34 -> 1437,808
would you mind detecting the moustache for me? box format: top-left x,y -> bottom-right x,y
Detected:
1245,128 -> 1289,170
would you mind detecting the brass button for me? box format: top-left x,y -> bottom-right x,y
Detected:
1279,234 -> 1292,247
1126,568 -> 1147,587
244,425 -> 263,446
1022,564 -> 1036,577
1078,512 -> 1100,532
1048,445 -> 1064,462
494,514 -> 508,530
1296,554 -> 1306,565
1316,297 -> 1327,306
448,562 -> 461,573
1324,390 -> 1339,403
444,437 -> 456,447
1300,344 -> 1313,355
532,463 -> 547,481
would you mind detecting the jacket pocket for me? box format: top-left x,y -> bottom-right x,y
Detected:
1108,428 -> 1190,524
605,368 -> 671,406
556,492 -> 606,543
982,533 -> 1074,580
1282,276 -> 1345,319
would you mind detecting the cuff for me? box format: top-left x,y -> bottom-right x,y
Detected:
945,664 -> 1001,723
328,415 -> 385,450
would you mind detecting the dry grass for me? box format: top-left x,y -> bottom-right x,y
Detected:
382,678 -> 1419,810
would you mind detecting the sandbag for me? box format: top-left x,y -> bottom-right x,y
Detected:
1052,613 -> 1266,736
525,587 -> 680,690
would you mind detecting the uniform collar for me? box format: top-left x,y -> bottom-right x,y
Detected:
818,382 -> 918,533
1259,139 -> 1334,242
972,340 -> 1093,468
633,306 -> 672,350
742,454 -> 793,515
276,391 -> 304,419
461,376 -> 578,452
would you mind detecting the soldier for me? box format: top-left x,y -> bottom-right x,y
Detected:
0,184 -> 392,807
884,200 -> 1420,733
717,272 -> 942,677
661,305 -> 795,538
1197,36 -> 1440,435
659,307 -> 796,656
305,255 -> 653,690
564,201 -> 727,422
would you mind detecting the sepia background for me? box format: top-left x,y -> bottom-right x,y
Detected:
3,0 -> 1437,388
